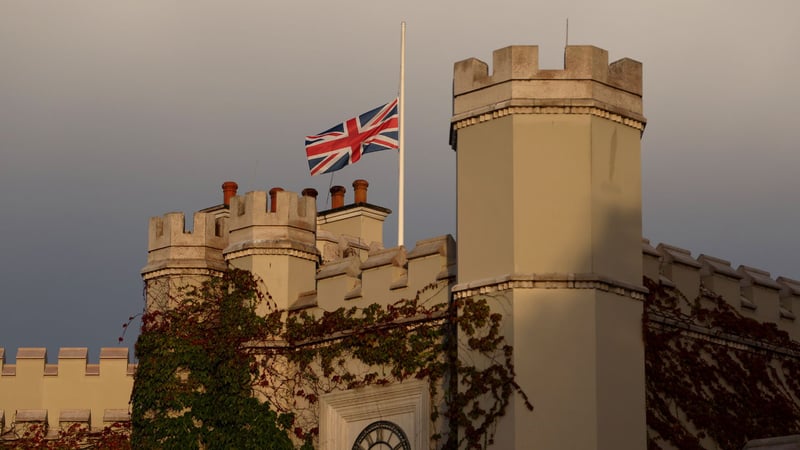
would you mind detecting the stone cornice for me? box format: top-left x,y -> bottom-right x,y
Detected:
452,102 -> 645,133
141,266 -> 226,281
452,273 -> 647,300
317,202 -> 392,219
224,246 -> 318,262
648,312 -> 800,358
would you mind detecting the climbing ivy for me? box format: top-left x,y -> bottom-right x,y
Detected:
131,269 -> 296,450
0,422 -> 130,449
644,277 -> 800,449
262,290 -> 532,449
130,269 -> 530,449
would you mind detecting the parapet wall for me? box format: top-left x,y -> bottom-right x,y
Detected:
142,211 -> 229,279
451,45 -> 646,138
225,190 -> 318,259
296,235 -> 456,312
0,348 -> 134,432
142,181 -> 447,312
454,45 -> 642,95
642,239 -> 800,340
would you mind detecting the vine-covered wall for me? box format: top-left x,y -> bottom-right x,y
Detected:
644,277 -> 800,449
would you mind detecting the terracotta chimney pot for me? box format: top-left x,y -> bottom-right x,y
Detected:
269,187 -> 284,212
353,179 -> 369,204
330,185 -> 346,208
222,181 -> 238,206
302,188 -> 319,199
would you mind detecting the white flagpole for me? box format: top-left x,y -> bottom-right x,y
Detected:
398,21 -> 406,247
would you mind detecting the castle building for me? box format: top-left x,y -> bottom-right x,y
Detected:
2,43 -> 800,449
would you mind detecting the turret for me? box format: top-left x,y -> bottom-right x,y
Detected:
451,45 -> 647,450
452,45 -> 645,284
224,188 -> 319,311
141,182 -> 234,310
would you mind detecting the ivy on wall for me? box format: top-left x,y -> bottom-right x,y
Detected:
644,277 -> 800,449
0,422 -> 130,449
131,270 -> 296,450
130,269 -> 531,449
13,268 -> 800,449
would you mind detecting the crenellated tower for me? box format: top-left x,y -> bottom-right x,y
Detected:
140,182 -> 234,310
450,45 -> 647,450
224,188 -> 319,312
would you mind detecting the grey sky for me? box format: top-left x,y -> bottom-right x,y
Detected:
1,0 -> 798,362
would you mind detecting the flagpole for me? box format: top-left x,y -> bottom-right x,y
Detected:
398,21 -> 406,247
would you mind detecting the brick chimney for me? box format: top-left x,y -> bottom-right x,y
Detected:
317,179 -> 391,249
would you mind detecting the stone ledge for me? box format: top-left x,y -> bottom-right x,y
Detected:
452,103 -> 645,134
453,273 -> 647,299
141,258 -> 228,276
745,434 -> 800,449
649,313 -> 800,359
223,245 -> 318,262
102,409 -> 130,423
141,266 -> 227,281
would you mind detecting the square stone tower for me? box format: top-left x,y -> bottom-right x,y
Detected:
451,45 -> 647,450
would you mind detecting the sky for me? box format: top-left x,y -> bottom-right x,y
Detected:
1,0 -> 798,363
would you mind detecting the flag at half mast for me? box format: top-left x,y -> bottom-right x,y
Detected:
305,98 -> 399,176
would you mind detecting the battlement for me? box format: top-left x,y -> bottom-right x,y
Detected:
0,348 -> 134,431
147,211 -> 227,252
454,45 -> 642,96
225,189 -> 318,257
452,45 -> 645,133
642,239 -> 800,340
308,235 -> 456,311
0,347 -> 134,378
142,211 -> 228,277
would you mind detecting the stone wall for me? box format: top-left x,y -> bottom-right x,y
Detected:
0,347 -> 133,434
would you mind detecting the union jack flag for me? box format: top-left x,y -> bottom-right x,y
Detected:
305,98 -> 399,176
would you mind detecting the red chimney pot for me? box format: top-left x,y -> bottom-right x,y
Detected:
353,179 -> 369,204
269,187 -> 284,212
330,185 -> 346,208
222,181 -> 238,206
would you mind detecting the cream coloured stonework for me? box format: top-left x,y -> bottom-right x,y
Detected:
0,348 -> 133,432
4,42 -> 800,450
451,44 -> 646,450
319,380 -> 429,450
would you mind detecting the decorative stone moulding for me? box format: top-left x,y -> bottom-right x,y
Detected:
452,273 -> 648,300
319,380 -> 429,450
